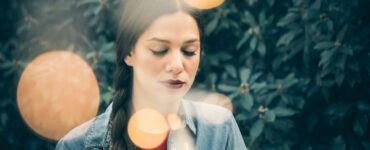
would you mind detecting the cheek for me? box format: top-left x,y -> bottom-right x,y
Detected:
135,51 -> 163,77
186,56 -> 200,77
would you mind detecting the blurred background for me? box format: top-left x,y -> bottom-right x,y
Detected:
1,0 -> 369,149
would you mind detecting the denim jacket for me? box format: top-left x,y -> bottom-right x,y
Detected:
56,99 -> 247,150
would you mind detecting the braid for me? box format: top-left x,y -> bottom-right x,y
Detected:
111,61 -> 138,150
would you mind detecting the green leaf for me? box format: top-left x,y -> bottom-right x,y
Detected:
228,91 -> 240,101
239,67 -> 251,83
272,107 -> 298,117
206,16 -> 219,36
332,135 -> 346,150
78,0 -> 99,6
311,0 -> 322,10
250,36 -> 258,50
342,46 -> 353,56
336,24 -> 348,42
101,92 -> 113,104
353,119 -> 365,136
273,54 -> 284,70
209,73 -> 217,84
258,11 -> 266,26
335,73 -> 345,86
218,84 -> 239,92
319,49 -> 336,67
362,141 -> 370,150
257,41 -> 266,56
336,54 -> 346,70
277,13 -> 298,27
94,5 -> 103,15
1,113 -> 8,126
244,10 -> 257,26
267,0 -> 275,7
241,93 -> 254,111
273,118 -> 295,132
100,51 -> 115,63
101,42 -> 114,52
0,61 -> 13,70
225,65 -> 237,79
314,41 -> 334,50
250,82 -> 266,93
236,31 -> 251,50
249,72 -> 262,83
247,0 -> 258,6
307,113 -> 318,132
321,88 -> 330,103
276,31 -> 296,47
236,113 -> 248,121
86,51 -> 96,59
265,111 -> 276,122
250,119 -> 264,142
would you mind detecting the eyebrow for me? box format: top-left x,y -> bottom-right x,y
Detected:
147,37 -> 200,44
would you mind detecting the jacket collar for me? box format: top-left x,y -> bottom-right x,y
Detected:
84,99 -> 197,149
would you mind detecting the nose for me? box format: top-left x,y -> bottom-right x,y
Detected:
165,50 -> 184,74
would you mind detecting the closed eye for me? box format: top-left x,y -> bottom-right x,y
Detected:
182,50 -> 196,56
150,49 -> 168,56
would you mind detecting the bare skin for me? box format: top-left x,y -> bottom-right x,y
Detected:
124,11 -> 200,117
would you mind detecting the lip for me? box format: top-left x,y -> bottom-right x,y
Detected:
162,80 -> 185,89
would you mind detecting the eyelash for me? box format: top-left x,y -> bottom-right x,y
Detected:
151,49 -> 168,56
150,49 -> 196,56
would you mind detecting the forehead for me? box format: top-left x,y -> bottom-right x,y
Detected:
139,11 -> 200,42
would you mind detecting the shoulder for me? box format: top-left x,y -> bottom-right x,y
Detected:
55,118 -> 95,149
182,99 -> 247,149
182,99 -> 233,125
56,104 -> 113,149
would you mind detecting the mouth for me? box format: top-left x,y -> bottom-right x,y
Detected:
162,80 -> 185,89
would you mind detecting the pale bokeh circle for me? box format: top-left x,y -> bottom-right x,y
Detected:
127,109 -> 169,149
203,93 -> 233,113
167,113 -> 184,130
17,51 -> 100,141
202,93 -> 233,124
184,0 -> 225,9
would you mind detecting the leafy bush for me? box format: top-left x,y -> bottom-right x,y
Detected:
0,0 -> 369,149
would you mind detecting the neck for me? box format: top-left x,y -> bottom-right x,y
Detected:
131,88 -> 181,117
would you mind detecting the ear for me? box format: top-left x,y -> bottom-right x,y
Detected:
124,52 -> 134,66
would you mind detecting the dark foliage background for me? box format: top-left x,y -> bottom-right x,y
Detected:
0,0 -> 369,149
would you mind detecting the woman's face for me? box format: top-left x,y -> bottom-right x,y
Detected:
124,11 -> 200,101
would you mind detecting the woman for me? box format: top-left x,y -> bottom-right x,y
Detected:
56,0 -> 246,149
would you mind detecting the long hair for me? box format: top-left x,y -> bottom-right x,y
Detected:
111,0 -> 203,149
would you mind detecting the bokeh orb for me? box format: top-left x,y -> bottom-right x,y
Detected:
203,93 -> 233,113
202,93 -> 233,124
184,0 -> 225,9
127,109 -> 169,149
167,113 -> 184,130
17,51 -> 100,141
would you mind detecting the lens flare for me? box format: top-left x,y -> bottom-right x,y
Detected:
203,93 -> 233,113
202,93 -> 233,124
185,90 -> 233,124
16,51 -> 100,141
127,109 -> 169,149
167,113 -> 184,130
184,0 -> 225,9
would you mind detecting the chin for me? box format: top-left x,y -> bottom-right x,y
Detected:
157,91 -> 185,101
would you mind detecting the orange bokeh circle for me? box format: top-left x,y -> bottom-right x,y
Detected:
184,0 -> 225,9
17,51 -> 100,141
127,109 -> 169,149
